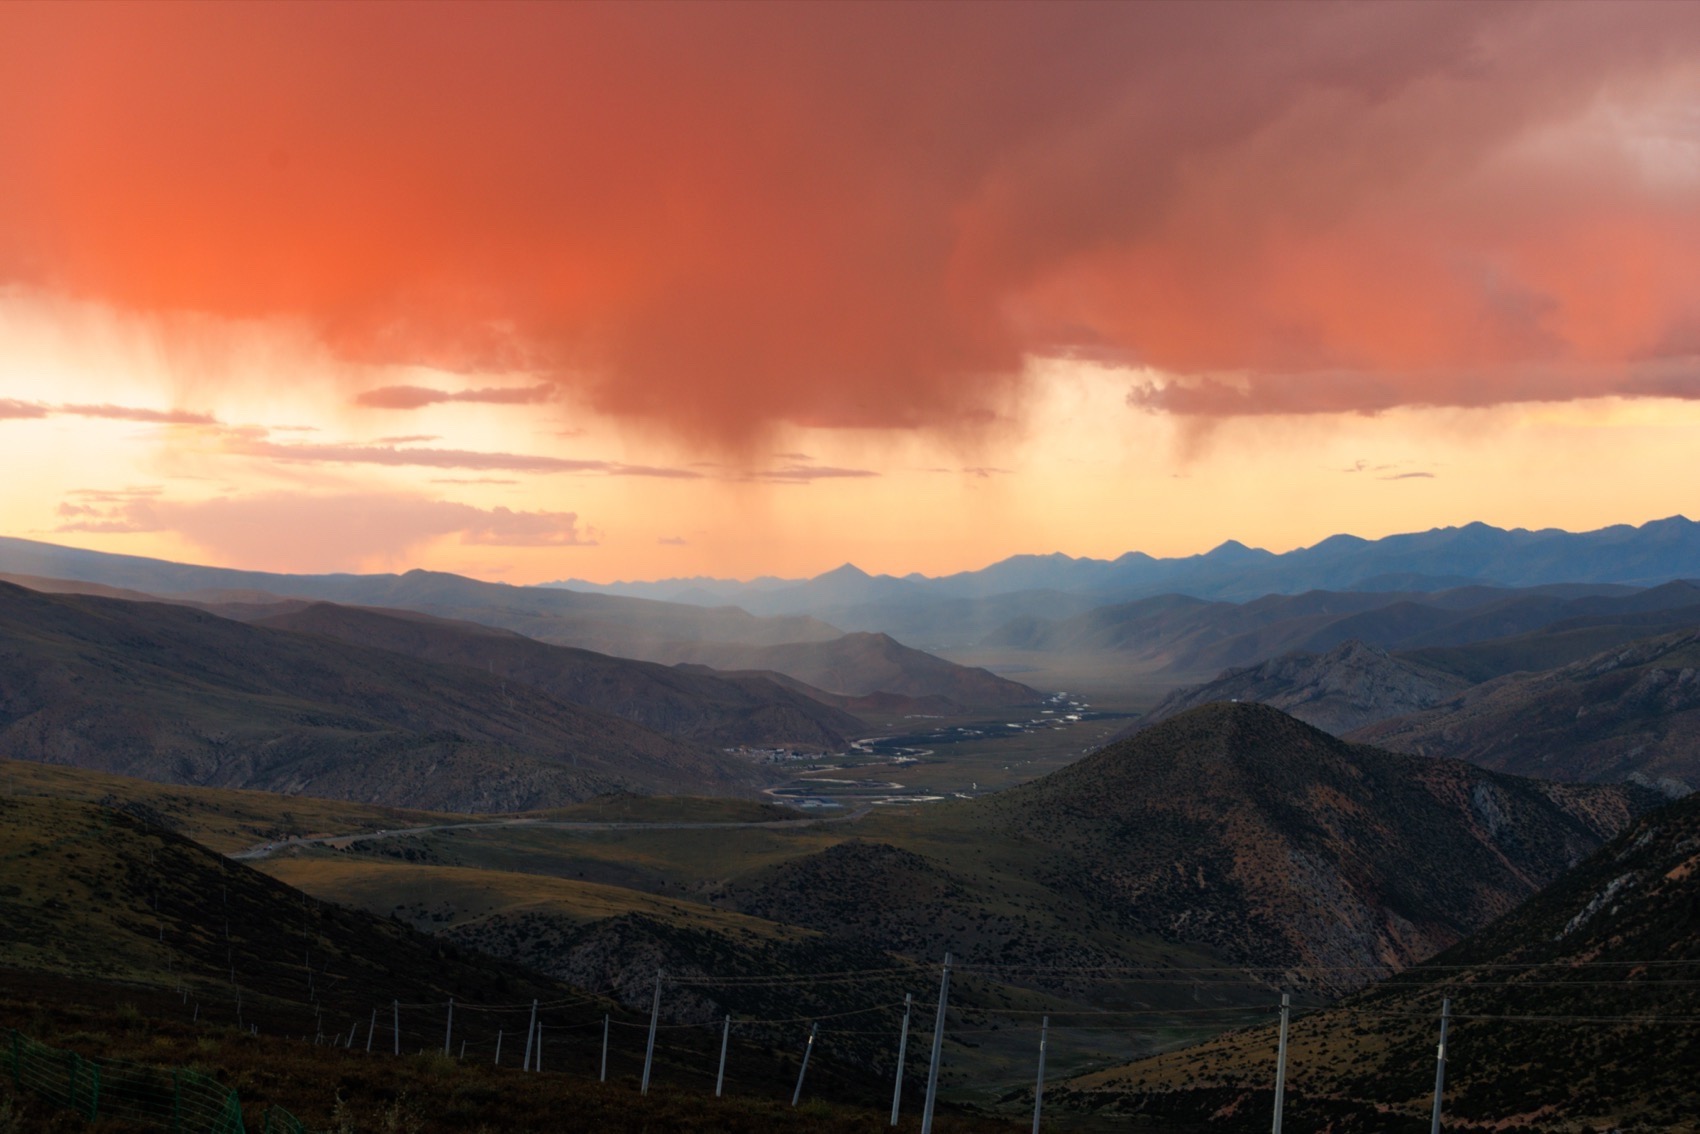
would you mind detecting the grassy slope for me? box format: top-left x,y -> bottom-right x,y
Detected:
0,794 -> 1012,1132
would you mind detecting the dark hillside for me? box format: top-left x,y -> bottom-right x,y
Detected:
0,795 -> 1002,1132
0,582 -> 754,809
666,631 -> 1041,709
979,703 -> 1657,982
252,601 -> 866,750
1121,638 -> 1471,736
1057,790 -> 1700,1130
1355,627 -> 1700,789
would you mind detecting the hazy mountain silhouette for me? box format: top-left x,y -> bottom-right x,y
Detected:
249,601 -> 867,750
0,581 -> 757,808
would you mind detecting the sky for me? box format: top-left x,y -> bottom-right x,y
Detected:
1,1 -> 1697,583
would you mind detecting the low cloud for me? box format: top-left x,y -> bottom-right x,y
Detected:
0,400 -> 215,425
0,399 -> 49,421
745,462 -> 880,484
1380,471 -> 1436,481
58,403 -> 217,425
355,383 -> 556,410
657,535 -> 687,546
226,435 -> 701,478
55,491 -> 594,570
963,466 -> 1012,478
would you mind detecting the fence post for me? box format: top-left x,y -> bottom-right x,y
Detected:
1032,1015 -> 1049,1134
792,1023 -> 819,1107
495,1028 -> 503,1067
890,993 -> 912,1126
641,969 -> 663,1096
920,953 -> 952,1134
522,1000 -> 538,1072
444,997 -> 454,1057
535,1023 -> 543,1073
1271,992 -> 1290,1134
367,1008 -> 375,1053
460,1039 -> 466,1061
601,1015 -> 610,1082
1430,998 -> 1451,1134
715,1015 -> 729,1097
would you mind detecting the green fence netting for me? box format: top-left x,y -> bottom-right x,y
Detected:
6,1028 -> 247,1133
261,1104 -> 308,1134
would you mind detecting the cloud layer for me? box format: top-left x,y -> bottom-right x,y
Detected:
3,2 -> 1699,439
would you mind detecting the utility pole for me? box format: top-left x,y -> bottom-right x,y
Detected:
890,993 -> 912,1126
641,970 -> 663,1096
522,1000 -> 538,1072
1430,998 -> 1451,1134
1271,992 -> 1290,1134
921,953 -> 952,1134
366,1008 -> 375,1053
494,1028 -> 503,1066
715,1016 -> 730,1097
792,1023 -> 819,1107
601,1016 -> 610,1082
1032,1016 -> 1049,1134
443,998 -> 454,1057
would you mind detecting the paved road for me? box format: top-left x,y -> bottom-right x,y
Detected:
229,806 -> 872,861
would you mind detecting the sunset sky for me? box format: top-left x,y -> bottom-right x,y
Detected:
2,1 -> 1697,583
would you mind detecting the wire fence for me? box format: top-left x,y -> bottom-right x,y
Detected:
4,1026 -> 304,1134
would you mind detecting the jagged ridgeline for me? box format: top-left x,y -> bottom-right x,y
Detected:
1055,788 -> 1700,1130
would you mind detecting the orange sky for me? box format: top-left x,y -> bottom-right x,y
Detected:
1,2 -> 1697,582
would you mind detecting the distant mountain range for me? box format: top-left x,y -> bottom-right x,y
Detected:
553,515 -> 1700,615
0,536 -> 1042,711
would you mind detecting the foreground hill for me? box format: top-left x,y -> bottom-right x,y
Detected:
0,794 -> 568,1015
663,631 -> 1040,708
1123,639 -> 1471,735
250,601 -> 867,750
1353,627 -> 1700,792
0,793 -> 989,1132
0,582 -> 755,808
711,705 -> 1655,993
1057,789 -> 1700,1131
973,703 -> 1655,980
